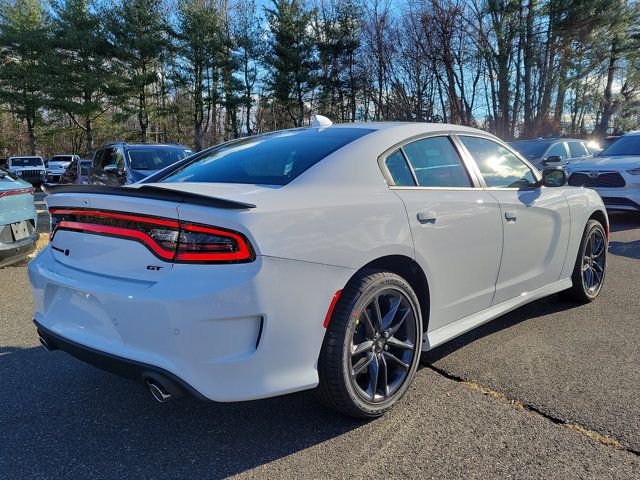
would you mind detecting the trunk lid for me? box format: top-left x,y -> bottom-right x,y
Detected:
45,184 -> 264,282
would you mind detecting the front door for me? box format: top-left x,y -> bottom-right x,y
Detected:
456,135 -> 571,305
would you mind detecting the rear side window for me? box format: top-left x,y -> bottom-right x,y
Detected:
160,127 -> 373,186
402,136 -> 471,187
545,142 -> 568,159
568,141 -> 587,158
385,150 -> 415,186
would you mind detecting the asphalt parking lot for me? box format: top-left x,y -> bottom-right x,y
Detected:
1,197 -> 639,479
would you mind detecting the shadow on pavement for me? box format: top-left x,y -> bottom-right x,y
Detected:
609,239 -> 640,260
422,295 -> 581,364
0,344 -> 364,479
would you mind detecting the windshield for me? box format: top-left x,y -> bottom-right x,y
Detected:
50,156 -> 73,163
159,127 -> 374,185
10,157 -> 43,167
600,135 -> 640,156
127,147 -> 192,170
509,141 -> 549,158
79,161 -> 91,175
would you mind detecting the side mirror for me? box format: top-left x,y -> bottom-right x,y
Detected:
104,164 -> 120,174
542,155 -> 562,166
541,167 -> 567,187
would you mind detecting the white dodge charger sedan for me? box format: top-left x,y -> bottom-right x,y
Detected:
30,121 -> 608,418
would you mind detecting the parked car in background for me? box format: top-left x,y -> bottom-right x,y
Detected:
6,156 -> 47,186
32,121 -> 608,418
59,158 -> 92,185
509,138 -> 600,169
88,142 -> 193,186
46,155 -> 79,183
566,131 -> 640,212
0,168 -> 38,268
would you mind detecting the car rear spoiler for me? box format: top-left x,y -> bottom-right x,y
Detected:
41,184 -> 256,210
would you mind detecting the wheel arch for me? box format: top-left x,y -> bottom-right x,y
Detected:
588,208 -> 609,236
352,255 -> 431,332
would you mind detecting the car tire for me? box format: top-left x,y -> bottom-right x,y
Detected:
561,219 -> 607,303
316,269 -> 423,418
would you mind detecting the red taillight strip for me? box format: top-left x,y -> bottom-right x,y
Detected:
55,221 -> 176,260
0,188 -> 34,198
49,208 -> 180,228
323,290 -> 343,328
176,223 -> 251,261
49,208 -> 255,263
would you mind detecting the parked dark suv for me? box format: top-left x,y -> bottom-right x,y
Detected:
89,142 -> 193,186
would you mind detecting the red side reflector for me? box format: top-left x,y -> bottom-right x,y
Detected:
323,290 -> 342,329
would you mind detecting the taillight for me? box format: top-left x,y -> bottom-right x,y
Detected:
49,208 -> 254,263
0,188 -> 34,198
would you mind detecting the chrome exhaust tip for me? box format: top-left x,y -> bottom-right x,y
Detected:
147,380 -> 172,403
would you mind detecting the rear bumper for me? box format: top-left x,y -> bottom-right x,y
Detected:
35,319 -> 206,399
29,247 -> 354,401
0,230 -> 38,268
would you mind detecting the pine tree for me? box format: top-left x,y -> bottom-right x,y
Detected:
233,0 -> 263,135
108,0 -> 168,142
0,0 -> 50,154
174,0 -> 221,151
264,0 -> 317,127
48,0 -> 114,154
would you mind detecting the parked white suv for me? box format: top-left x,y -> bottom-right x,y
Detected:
7,156 -> 47,186
566,131 -> 640,212
46,155 -> 79,183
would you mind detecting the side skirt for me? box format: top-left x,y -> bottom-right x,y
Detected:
423,278 -> 572,351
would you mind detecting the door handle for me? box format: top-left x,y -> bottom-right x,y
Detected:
504,211 -> 517,222
417,212 -> 437,224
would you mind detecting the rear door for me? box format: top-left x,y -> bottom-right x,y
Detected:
456,135 -> 570,305
382,135 -> 503,331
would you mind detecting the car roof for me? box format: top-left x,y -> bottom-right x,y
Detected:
101,142 -> 189,148
510,138 -> 582,144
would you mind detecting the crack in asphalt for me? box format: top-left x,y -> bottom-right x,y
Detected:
425,364 -> 640,458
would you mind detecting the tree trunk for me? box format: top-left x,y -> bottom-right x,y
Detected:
593,39 -> 619,138
26,116 -> 36,155
85,116 -> 94,154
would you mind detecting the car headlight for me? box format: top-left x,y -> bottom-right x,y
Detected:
627,168 -> 640,175
16,171 -> 22,176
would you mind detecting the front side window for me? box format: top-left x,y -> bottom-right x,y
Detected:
545,142 -> 568,159
401,136 -> 471,187
160,128 -> 373,185
459,136 -> 536,188
384,150 -> 415,186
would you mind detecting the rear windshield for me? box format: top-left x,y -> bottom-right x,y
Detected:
600,135 -> 640,156
127,147 -> 193,171
10,157 -> 43,167
159,127 -> 374,185
509,141 -> 549,158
